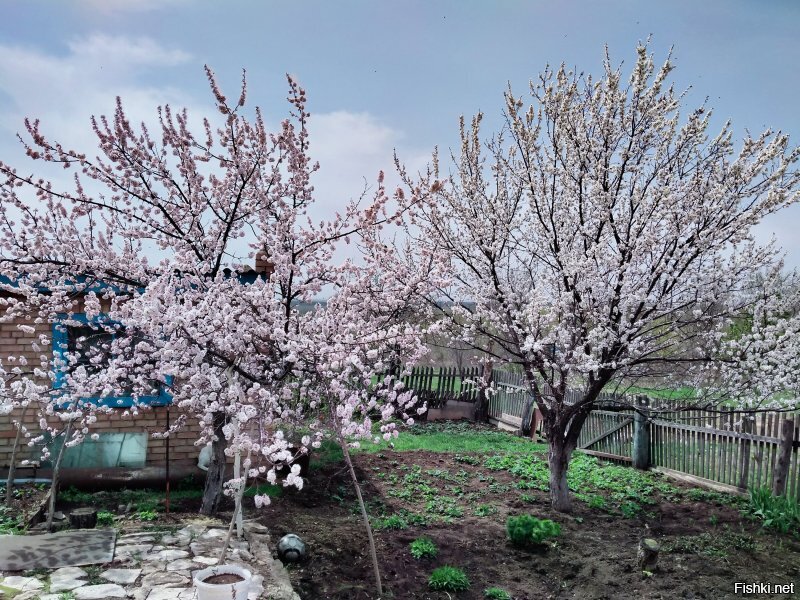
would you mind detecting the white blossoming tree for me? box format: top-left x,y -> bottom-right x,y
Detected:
403,44 -> 800,511
0,68 -> 440,587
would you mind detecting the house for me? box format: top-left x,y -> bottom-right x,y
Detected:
0,256 -> 273,483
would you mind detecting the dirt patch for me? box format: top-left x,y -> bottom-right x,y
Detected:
202,573 -> 246,584
1,483 -> 49,529
258,449 -> 800,600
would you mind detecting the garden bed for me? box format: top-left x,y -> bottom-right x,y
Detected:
5,422 -> 798,598
257,422 -> 800,599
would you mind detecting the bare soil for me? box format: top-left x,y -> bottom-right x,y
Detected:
258,450 -> 800,600
202,573 -> 246,584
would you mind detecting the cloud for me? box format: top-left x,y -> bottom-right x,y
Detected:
0,34 -> 194,169
75,0 -> 190,15
310,111 -> 406,211
67,34 -> 191,67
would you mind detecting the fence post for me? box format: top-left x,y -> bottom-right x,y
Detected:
772,418 -> 795,497
737,413 -> 753,491
632,395 -> 650,470
520,397 -> 534,437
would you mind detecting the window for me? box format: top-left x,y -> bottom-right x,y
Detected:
52,313 -> 171,408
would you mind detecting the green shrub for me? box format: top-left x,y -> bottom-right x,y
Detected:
748,487 -> 800,534
619,501 -> 641,518
0,506 -> 22,534
506,514 -> 561,547
484,587 -> 512,599
409,537 -> 437,559
474,504 -> 498,517
374,514 -> 409,530
136,509 -> 158,522
96,511 -> 115,527
586,494 -> 606,509
428,566 -> 470,592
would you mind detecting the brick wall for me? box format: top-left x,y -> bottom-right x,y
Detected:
0,404 -> 204,469
0,299 -> 203,469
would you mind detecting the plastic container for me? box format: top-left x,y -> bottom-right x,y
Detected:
193,564 -> 252,600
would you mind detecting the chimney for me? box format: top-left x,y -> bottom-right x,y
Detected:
255,251 -> 275,277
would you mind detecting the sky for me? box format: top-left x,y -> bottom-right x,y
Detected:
1,0 -> 799,267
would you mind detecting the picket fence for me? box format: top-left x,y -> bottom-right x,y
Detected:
402,365 -> 800,501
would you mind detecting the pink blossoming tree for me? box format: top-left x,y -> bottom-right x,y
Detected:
0,69 -> 440,587
403,44 -> 800,511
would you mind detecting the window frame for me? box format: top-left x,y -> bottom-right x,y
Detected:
52,313 -> 172,408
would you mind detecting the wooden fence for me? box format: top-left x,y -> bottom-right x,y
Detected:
402,366 -> 800,500
397,366 -> 482,408
648,406 -> 800,499
487,370 -> 532,428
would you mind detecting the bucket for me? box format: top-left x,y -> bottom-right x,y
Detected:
193,564 -> 252,600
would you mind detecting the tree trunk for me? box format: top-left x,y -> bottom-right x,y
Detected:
637,538 -> 660,571
5,405 -> 28,508
47,419 -> 73,532
219,451 -> 249,564
340,439 -> 383,597
472,360 -> 493,423
200,411 -> 228,516
69,507 -> 98,529
547,438 -> 572,512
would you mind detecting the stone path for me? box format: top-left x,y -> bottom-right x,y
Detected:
0,519 -> 299,600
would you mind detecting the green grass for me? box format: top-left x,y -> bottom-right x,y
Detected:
663,528 -> 759,559
96,511 -> 115,527
365,421 -> 545,454
309,421 -> 543,469
428,566 -> 470,592
373,513 -> 410,530
623,386 -> 697,400
484,587 -> 512,600
747,487 -> 800,534
0,506 -> 24,535
485,451 -> 679,517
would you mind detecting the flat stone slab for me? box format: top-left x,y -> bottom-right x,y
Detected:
49,565 -> 89,592
101,567 -> 142,584
50,566 -> 88,580
50,578 -> 87,592
165,558 -> 200,571
150,549 -> 190,561
73,583 -> 127,599
114,543 -> 154,558
140,571 -> 190,588
0,529 -> 116,570
0,575 -> 45,591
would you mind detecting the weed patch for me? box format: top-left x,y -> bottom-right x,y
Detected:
409,537 -> 438,559
747,487 -> 800,534
506,515 -> 561,548
663,529 -> 760,559
429,565 -> 470,592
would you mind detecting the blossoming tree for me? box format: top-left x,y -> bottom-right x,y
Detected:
0,63 -> 438,555
403,44 -> 800,511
